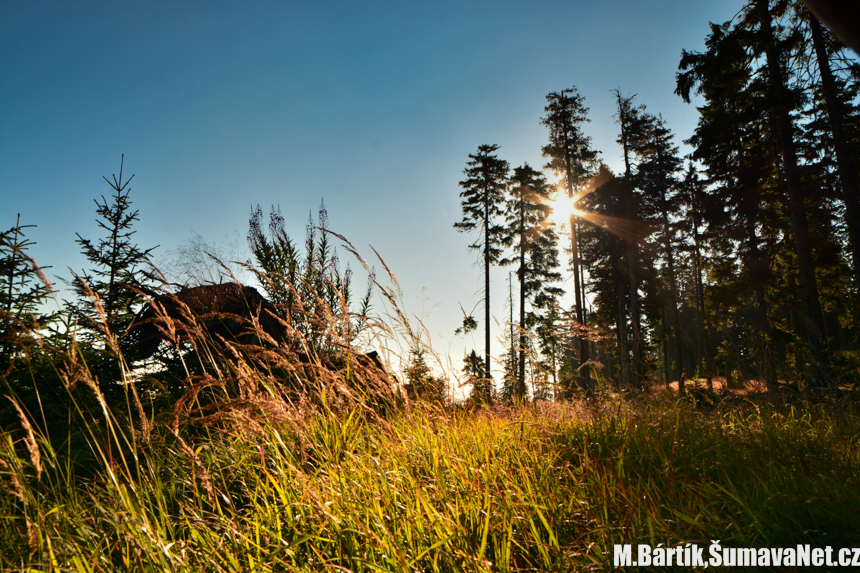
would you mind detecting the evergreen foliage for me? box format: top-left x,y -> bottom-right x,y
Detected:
500,164 -> 562,400
454,144 -> 510,384
70,156 -> 157,387
7,7 -> 860,568
673,1 -> 860,388
462,348 -> 493,404
0,215 -> 55,374
541,87 -> 599,392
580,164 -> 634,390
403,345 -> 447,405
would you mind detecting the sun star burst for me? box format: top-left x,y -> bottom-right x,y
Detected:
550,194 -> 578,224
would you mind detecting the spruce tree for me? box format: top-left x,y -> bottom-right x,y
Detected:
454,144 -> 509,387
635,113 -> 688,386
72,156 -> 157,382
498,272 -> 519,404
680,165 -> 716,389
541,88 -> 598,392
534,302 -> 563,399
583,165 -> 633,390
613,90 -> 651,389
679,24 -> 782,389
677,4 -> 842,388
752,0 -> 832,386
248,201 -> 372,356
500,164 -> 563,400
804,8 -> 860,295
1,215 -> 54,373
462,349 -> 493,404
403,345 -> 447,405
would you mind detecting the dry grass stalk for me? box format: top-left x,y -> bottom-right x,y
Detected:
6,398 -> 41,482
71,272 -> 122,357
0,457 -> 25,503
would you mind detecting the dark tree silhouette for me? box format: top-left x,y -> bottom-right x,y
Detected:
805,9 -> 860,294
582,165 -> 634,390
500,164 -> 562,400
634,112 -> 690,388
541,87 -> 598,392
679,165 -> 715,388
403,345 -> 447,404
454,144 -> 509,388
677,20 -> 785,390
752,0 -> 832,386
613,90 -> 651,389
1,215 -> 54,373
71,156 -> 157,387
801,0 -> 860,54
462,349 -> 493,404
248,201 -> 372,357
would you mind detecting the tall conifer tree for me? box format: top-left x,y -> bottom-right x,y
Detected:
1,216 -> 54,373
500,164 -> 562,400
582,165 -> 631,389
678,22 -> 776,389
455,144 -> 509,384
613,90 -> 651,389
803,8 -> 860,295
541,87 -> 598,393
752,0 -> 832,386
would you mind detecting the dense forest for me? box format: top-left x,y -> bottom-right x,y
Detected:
2,1 -> 860,570
455,0 -> 860,402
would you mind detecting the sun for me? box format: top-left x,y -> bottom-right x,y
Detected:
549,194 -> 578,224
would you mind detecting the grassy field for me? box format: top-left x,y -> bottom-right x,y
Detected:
3,379 -> 859,572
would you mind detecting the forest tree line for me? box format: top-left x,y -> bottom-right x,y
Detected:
455,0 -> 860,402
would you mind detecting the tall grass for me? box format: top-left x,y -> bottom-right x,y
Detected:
2,244 -> 860,571
3,387 -> 860,571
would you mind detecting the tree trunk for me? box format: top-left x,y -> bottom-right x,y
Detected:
659,177 -> 684,387
746,215 -> 777,390
616,260 -> 629,390
661,305 -> 670,385
509,274 -> 515,397
809,14 -> 860,295
691,199 -> 714,390
757,0 -> 831,386
615,91 -> 643,389
568,214 -> 583,395
561,93 -> 588,394
625,197 -> 643,388
484,193 -> 493,397
574,219 -> 591,392
518,206 -> 527,400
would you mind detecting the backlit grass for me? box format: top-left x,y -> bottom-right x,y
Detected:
3,387 -> 859,572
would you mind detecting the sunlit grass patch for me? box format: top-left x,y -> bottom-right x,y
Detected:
3,388 -> 860,572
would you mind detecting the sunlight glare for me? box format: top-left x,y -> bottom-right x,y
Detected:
550,194 -> 578,225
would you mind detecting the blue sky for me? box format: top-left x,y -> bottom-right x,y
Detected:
1,0 -> 747,384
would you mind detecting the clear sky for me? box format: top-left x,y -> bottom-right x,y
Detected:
1,0 -> 748,385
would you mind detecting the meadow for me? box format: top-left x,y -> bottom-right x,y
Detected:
3,358 -> 859,571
